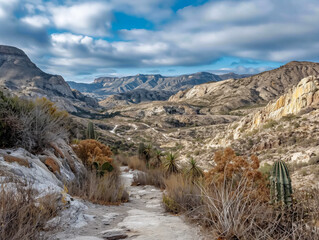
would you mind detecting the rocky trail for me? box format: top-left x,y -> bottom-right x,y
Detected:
54,167 -> 203,240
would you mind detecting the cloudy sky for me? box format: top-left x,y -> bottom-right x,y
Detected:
1,0 -> 319,82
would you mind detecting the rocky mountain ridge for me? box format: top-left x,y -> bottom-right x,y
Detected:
0,45 -> 99,113
169,61 -> 319,113
67,72 -> 250,101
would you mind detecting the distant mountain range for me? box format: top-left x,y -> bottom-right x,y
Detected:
67,72 -> 251,101
0,45 -> 98,114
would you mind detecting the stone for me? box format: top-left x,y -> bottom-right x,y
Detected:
99,229 -> 128,240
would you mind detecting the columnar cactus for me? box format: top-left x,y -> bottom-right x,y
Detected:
86,122 -> 97,139
270,160 -> 293,207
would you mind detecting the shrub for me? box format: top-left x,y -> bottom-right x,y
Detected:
205,147 -> 269,202
67,170 -> 128,205
163,174 -> 202,214
0,93 -> 69,152
73,139 -> 113,168
132,168 -> 166,189
127,156 -> 147,171
0,181 -> 60,240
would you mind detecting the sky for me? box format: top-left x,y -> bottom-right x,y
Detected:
0,0 -> 319,83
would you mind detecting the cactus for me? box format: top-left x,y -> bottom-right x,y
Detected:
86,122 -> 97,139
270,160 -> 293,207
92,161 -> 114,176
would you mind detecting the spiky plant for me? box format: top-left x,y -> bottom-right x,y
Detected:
187,158 -> 204,180
152,149 -> 163,168
163,152 -> 179,175
86,122 -> 97,139
143,144 -> 153,167
270,160 -> 293,207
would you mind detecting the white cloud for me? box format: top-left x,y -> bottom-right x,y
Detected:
50,2 -> 112,36
21,15 -> 50,28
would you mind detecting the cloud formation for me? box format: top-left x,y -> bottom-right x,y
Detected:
0,0 -> 319,80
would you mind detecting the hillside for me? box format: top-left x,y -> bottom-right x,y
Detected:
169,61 -> 319,113
68,72 -> 250,101
99,89 -> 173,108
0,45 -> 98,113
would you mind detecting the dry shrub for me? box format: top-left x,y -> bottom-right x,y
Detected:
132,168 -> 166,189
73,139 -> 113,167
3,155 -> 30,168
67,170 -> 128,205
44,158 -> 61,174
0,182 -> 60,240
0,93 -> 69,152
163,174 -> 202,214
127,156 -> 146,171
206,147 -> 269,202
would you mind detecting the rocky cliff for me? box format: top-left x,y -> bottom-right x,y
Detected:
0,45 -> 98,113
251,75 -> 319,128
169,61 -> 319,113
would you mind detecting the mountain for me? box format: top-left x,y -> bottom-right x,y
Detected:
68,72 -> 227,100
0,45 -> 98,113
169,61 -> 319,113
218,72 -> 252,80
99,89 -> 173,108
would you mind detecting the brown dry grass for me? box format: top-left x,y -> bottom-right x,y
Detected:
132,168 -> 166,189
49,142 -> 65,158
0,182 -> 60,240
3,155 -> 30,168
67,170 -> 129,205
127,156 -> 147,171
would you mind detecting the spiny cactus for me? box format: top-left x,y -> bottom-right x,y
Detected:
86,122 -> 97,139
92,161 -> 114,176
270,160 -> 293,207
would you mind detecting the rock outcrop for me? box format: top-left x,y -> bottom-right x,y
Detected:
252,76 -> 319,128
169,61 -> 319,113
0,45 -> 99,113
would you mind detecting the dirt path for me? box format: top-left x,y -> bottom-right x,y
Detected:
53,167 -> 203,240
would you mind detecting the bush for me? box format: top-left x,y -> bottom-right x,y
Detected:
67,170 -> 128,205
206,147 -> 269,202
73,139 -> 113,168
0,181 -> 60,240
163,174 -> 202,214
0,93 -> 69,152
132,168 -> 166,189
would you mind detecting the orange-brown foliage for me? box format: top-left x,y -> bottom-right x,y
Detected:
73,139 -> 113,167
206,147 -> 269,202
44,158 -> 61,174
3,155 -> 30,168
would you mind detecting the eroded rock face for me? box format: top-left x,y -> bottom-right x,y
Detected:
169,62 -> 319,113
252,76 -> 319,128
0,45 -> 98,112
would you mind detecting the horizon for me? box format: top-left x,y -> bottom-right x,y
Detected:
1,0 -> 319,83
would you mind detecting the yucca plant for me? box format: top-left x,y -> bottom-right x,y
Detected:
270,160 -> 293,207
163,152 -> 179,175
187,158 -> 204,180
143,144 -> 153,167
152,149 -> 164,168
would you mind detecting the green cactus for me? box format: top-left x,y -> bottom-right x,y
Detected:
270,160 -> 293,207
86,122 -> 97,139
92,161 -> 114,176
